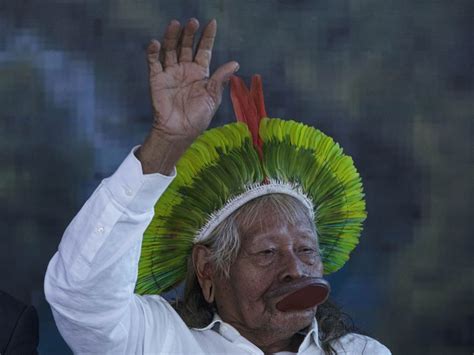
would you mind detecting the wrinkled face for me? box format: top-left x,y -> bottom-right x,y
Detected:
213,209 -> 324,339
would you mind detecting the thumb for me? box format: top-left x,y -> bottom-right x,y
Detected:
207,61 -> 240,104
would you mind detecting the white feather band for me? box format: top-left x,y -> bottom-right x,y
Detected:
193,180 -> 315,243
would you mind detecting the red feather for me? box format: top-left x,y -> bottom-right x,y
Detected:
229,74 -> 267,161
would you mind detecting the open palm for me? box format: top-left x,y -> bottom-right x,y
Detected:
147,18 -> 239,141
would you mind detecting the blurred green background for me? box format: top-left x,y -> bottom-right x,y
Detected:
0,0 -> 472,353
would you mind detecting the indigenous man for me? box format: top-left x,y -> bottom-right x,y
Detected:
45,18 -> 390,354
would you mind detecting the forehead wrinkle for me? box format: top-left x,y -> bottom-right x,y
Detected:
240,215 -> 317,248
230,194 -> 317,247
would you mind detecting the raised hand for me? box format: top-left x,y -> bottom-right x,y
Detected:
148,18 -> 239,141
137,18 -> 239,175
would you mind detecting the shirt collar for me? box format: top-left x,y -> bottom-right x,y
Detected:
193,313 -> 322,350
193,313 -> 224,332
299,317 -> 322,350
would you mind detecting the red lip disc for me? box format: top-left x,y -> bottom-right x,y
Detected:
276,279 -> 330,312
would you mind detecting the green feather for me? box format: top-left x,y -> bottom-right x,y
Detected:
135,119 -> 366,295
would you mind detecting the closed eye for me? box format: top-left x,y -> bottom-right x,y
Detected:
258,249 -> 276,256
298,247 -> 320,256
249,248 -> 277,266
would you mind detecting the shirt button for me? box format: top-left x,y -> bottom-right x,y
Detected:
95,225 -> 105,234
125,187 -> 133,196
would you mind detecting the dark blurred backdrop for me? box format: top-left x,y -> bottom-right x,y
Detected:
0,0 -> 472,354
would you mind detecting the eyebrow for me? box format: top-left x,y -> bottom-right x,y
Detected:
244,227 -> 317,244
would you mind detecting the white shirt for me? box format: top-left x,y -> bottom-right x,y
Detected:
44,146 -> 391,354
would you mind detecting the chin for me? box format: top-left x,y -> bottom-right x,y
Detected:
283,306 -> 316,320
269,307 -> 316,334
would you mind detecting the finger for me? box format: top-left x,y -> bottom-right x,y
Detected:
178,18 -> 199,63
147,40 -> 163,76
207,61 -> 240,104
162,19 -> 182,68
194,18 -> 216,69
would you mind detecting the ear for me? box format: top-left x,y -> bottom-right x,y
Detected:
192,245 -> 215,303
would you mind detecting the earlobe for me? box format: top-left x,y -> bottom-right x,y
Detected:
192,245 -> 215,304
204,283 -> 215,303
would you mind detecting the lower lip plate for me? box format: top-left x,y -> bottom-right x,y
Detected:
276,280 -> 330,312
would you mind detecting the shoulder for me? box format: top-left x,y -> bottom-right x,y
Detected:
132,295 -> 207,354
133,294 -> 191,332
330,332 -> 391,354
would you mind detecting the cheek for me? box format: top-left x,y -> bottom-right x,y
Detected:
316,259 -> 324,274
304,255 -> 324,275
230,269 -> 274,304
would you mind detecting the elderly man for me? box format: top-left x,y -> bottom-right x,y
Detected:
45,18 -> 390,354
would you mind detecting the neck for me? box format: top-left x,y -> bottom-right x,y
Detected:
237,327 -> 305,354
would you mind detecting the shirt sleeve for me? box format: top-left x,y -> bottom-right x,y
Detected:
44,145 -> 176,354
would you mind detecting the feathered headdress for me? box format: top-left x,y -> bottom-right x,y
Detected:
135,75 -> 366,295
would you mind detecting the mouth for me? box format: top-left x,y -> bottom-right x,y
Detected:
266,277 -> 331,312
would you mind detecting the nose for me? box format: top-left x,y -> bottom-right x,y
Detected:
278,250 -> 324,283
279,250 -> 306,282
